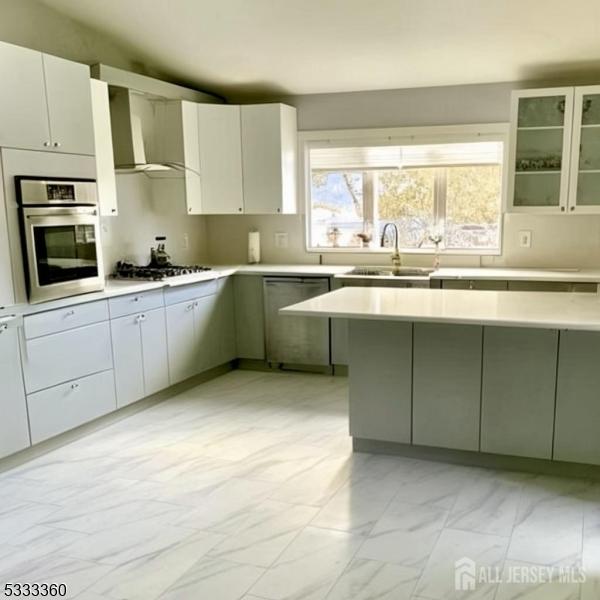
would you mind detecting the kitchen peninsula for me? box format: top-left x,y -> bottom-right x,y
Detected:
281,286 -> 600,469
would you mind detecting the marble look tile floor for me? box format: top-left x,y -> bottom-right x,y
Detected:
0,370 -> 598,600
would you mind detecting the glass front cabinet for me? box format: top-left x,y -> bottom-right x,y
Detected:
508,85 -> 600,214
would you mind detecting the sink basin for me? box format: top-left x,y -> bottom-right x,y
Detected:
349,267 -> 434,277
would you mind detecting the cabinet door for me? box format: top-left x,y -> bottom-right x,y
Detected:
233,275 -> 265,360
481,327 -> 558,459
508,88 -> 574,213
194,294 -> 219,371
241,103 -> 297,214
111,314 -> 145,408
413,323 -> 482,451
90,79 -> 118,215
0,41 -> 50,150
0,319 -> 30,458
42,53 -> 95,155
554,331 -> 600,465
213,277 -> 236,366
198,104 -> 244,214
166,300 -> 197,384
0,161 -> 15,307
348,320 -> 412,444
140,308 -> 170,396
568,85 -> 600,214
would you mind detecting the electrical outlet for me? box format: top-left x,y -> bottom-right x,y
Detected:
275,232 -> 288,249
519,230 -> 532,248
182,233 -> 189,250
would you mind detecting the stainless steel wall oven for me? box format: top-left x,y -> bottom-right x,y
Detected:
16,177 -> 104,303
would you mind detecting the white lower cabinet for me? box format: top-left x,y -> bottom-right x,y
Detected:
166,298 -> 199,385
22,321 -> 113,394
0,317 -> 30,458
111,308 -> 169,407
27,370 -> 116,444
166,278 -> 236,385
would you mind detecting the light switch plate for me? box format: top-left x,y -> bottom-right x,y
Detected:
519,230 -> 532,248
275,232 -> 289,248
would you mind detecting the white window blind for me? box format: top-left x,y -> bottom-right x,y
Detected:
310,141 -> 503,170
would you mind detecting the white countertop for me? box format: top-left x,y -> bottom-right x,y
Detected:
280,286 -> 600,331
431,267 -> 600,282
4,262 -> 600,319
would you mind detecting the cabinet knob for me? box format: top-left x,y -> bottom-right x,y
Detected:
188,207 -> 192,213
186,303 -> 194,311
43,141 -> 51,147
111,208 -> 116,213
277,208 -> 281,213
0,323 -> 7,334
238,207 -> 242,212
53,141 -> 61,148
65,310 -> 75,317
71,382 -> 80,390
561,206 -> 566,212
193,301 -> 199,307
570,206 -> 575,211
133,296 -> 141,302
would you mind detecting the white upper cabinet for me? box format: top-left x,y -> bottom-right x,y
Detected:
197,104 -> 244,214
568,85 -> 600,214
508,85 -> 600,215
0,41 -> 50,151
0,41 -> 95,155
508,87 -> 574,213
241,103 -> 298,214
43,54 -> 95,155
90,79 -> 118,216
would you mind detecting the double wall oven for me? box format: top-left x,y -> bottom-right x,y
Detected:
16,177 -> 104,304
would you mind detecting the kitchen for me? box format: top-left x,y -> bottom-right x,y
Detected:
1,1 -> 600,599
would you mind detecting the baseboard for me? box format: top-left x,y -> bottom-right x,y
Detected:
353,437 -> 600,480
0,362 -> 234,476
236,358 -> 334,375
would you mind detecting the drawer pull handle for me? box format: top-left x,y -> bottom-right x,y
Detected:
71,383 -> 80,390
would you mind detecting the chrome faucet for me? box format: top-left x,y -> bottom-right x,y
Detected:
380,223 -> 401,275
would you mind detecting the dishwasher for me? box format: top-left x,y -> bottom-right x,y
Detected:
263,277 -> 330,367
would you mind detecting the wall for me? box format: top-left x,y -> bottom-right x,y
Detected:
101,174 -> 208,274
206,82 -> 600,268
0,0 -> 162,78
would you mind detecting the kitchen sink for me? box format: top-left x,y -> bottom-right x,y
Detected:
349,267 -> 434,277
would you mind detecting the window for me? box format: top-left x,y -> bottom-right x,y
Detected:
306,130 -> 505,253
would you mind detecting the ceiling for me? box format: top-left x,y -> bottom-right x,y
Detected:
41,0 -> 600,99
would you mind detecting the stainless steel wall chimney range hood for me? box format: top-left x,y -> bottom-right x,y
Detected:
109,87 -> 194,177
91,64 -> 222,178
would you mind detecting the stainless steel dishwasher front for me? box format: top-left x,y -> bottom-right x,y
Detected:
263,276 -> 330,366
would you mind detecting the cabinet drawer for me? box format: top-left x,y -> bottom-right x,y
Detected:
27,369 -> 116,444
164,280 -> 217,306
108,289 -> 164,318
25,300 -> 109,339
23,321 -> 113,393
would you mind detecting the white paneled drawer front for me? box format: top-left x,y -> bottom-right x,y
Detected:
22,321 -> 113,393
108,289 -> 165,319
164,280 -> 217,306
27,369 -> 116,444
24,300 -> 109,339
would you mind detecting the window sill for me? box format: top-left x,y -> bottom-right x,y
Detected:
306,247 -> 502,257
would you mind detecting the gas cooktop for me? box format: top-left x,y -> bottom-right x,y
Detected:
113,261 -> 212,281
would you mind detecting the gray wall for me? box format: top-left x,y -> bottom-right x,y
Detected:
208,83 -> 600,268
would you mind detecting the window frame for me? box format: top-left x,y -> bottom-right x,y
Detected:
299,123 -> 510,255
